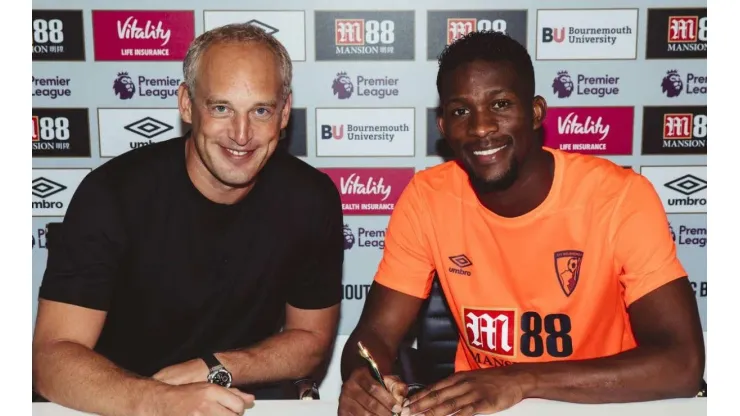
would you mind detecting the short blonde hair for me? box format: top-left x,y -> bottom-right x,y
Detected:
183,23 -> 292,100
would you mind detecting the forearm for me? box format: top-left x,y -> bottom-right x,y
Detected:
341,325 -> 397,381
33,341 -> 163,416
216,328 -> 330,386
516,345 -> 703,403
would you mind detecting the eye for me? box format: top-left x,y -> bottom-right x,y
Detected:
254,107 -> 272,117
212,105 -> 228,113
492,100 -> 511,109
451,108 -> 469,116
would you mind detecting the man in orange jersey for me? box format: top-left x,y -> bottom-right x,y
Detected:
337,30 -> 705,416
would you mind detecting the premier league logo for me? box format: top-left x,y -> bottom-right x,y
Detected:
661,70 -> 683,98
552,70 -> 574,98
113,72 -> 136,100
343,224 -> 355,250
332,72 -> 354,100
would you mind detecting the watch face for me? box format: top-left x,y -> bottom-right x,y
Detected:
210,369 -> 232,387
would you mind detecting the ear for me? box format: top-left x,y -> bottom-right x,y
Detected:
177,83 -> 193,124
435,108 -> 446,139
280,93 -> 293,130
532,95 -> 547,130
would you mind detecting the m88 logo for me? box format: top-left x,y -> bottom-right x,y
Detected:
315,10 -> 415,61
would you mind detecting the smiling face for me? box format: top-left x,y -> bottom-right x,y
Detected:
179,41 -> 291,192
437,59 -> 545,192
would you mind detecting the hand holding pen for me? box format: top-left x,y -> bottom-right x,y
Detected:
337,341 -> 409,416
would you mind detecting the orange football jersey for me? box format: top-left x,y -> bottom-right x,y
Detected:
373,147 -> 686,371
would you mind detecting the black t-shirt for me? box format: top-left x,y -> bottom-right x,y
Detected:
38,135 -> 344,378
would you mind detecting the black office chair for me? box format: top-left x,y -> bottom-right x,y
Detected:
32,222 -> 320,401
396,273 -> 708,398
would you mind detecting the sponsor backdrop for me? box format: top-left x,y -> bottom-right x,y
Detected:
32,0 -> 707,393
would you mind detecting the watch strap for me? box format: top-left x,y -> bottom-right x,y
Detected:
202,353 -> 223,371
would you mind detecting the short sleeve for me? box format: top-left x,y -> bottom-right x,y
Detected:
373,176 -> 435,299
613,174 -> 688,307
38,170 -> 128,311
286,174 -> 344,309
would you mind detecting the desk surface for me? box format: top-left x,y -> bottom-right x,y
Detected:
33,398 -> 707,416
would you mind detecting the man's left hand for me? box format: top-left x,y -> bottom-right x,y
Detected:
401,368 -> 528,416
152,358 -> 209,385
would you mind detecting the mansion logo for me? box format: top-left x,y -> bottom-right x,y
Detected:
320,168 -> 415,215
32,10 -> 85,61
113,71 -> 181,100
32,108 -> 91,158
315,10 -> 415,60
646,8 -> 706,59
552,70 -> 620,98
542,107 -> 633,155
661,70 -> 706,97
92,10 -> 194,61
641,106 -> 707,155
425,10 -> 527,60
331,71 -> 400,99
342,224 -> 386,250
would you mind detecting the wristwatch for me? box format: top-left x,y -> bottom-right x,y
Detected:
202,353 -> 232,388
294,379 -> 320,400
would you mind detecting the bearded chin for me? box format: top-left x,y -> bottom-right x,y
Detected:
460,158 -> 520,194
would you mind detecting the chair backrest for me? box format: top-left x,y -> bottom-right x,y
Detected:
411,273 -> 458,384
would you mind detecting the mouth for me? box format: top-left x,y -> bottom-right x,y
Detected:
468,143 -> 511,165
221,145 -> 255,161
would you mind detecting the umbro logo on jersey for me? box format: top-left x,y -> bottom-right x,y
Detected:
448,254 -> 472,276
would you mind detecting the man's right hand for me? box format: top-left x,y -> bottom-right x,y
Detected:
147,382 -> 255,416
338,366 -> 408,416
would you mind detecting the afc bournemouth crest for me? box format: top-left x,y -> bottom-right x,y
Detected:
554,250 -> 583,297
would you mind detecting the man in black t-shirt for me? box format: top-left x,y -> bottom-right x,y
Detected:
32,23 -> 344,416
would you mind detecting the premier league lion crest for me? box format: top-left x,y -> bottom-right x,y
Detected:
342,224 -> 355,250
554,250 -> 583,297
332,72 -> 354,100
661,69 -> 683,98
113,72 -> 136,100
552,70 -> 574,98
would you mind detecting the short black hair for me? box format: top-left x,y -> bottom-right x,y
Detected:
436,30 -> 535,100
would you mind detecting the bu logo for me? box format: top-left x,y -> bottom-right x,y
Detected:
554,250 -> 583,296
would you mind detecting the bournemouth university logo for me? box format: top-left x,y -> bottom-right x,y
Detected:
554,250 -> 583,297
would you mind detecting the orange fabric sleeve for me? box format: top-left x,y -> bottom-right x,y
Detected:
373,176 -> 435,299
612,174 -> 688,306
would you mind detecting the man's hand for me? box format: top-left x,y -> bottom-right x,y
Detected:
338,366 -> 408,415
152,358 -> 209,385
402,368 -> 526,416
144,382 -> 254,416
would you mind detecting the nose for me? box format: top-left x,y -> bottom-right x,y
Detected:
231,113 -> 250,146
468,110 -> 499,138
